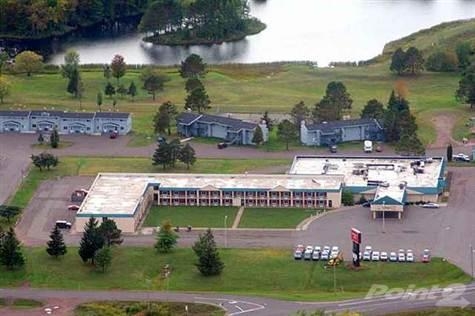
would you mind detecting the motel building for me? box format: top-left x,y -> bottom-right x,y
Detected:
75,173 -> 344,233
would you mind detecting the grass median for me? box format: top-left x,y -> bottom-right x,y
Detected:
238,208 -> 319,229
143,206 -> 239,228
0,247 -> 469,301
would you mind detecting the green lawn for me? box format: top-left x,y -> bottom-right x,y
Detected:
387,308 -> 475,316
238,208 -> 319,228
0,62 -> 467,145
0,248 -> 469,301
143,206 -> 238,228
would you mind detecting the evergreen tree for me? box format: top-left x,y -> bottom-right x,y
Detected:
361,99 -> 385,120
185,86 -> 211,113
105,82 -> 116,98
192,228 -> 224,276
0,228 -> 25,270
179,54 -> 207,79
156,101 -> 178,135
128,81 -> 137,101
99,219 -> 123,247
252,125 -> 264,145
155,220 -> 178,253
277,119 -> 297,150
140,67 -> 168,101
96,92 -> 103,112
50,128 -> 59,148
37,132 -> 44,144
31,152 -> 59,171
456,42 -> 473,70
390,48 -> 406,75
0,205 -> 21,223
447,144 -> 453,162
78,217 -> 104,264
116,84 -> 127,98
46,226 -> 67,258
405,47 -> 425,75
290,101 -> 310,137
456,64 -> 475,109
95,246 -> 112,273
178,143 -> 196,169
313,82 -> 352,122
152,142 -> 173,169
103,64 -> 112,81
395,133 -> 425,156
168,139 -> 182,167
261,111 -> 274,131
185,78 -> 204,93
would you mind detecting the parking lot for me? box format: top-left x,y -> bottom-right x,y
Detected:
16,176 -> 94,245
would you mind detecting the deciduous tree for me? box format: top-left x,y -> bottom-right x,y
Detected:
31,152 -> 59,171
155,220 -> 178,253
405,46 -> 425,75
456,64 -> 475,108
456,42 -> 473,70
192,228 -> 224,276
95,246 -> 112,272
390,48 -> 406,75
46,226 -> 67,258
261,111 -> 274,131
0,205 -> 21,223
61,49 -> 80,80
252,125 -> 264,145
110,54 -> 126,84
0,76 -> 11,103
14,51 -> 43,76
96,92 -> 103,111
141,67 -> 168,101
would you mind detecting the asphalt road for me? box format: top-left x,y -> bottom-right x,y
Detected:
1,283 -> 474,315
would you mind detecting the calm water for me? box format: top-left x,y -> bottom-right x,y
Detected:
48,0 -> 475,66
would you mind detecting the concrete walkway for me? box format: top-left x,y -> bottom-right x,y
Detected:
232,206 -> 245,229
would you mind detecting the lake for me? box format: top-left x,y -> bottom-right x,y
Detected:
48,0 -> 475,66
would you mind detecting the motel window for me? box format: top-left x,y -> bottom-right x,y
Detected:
32,116 -> 36,119
32,124 -> 36,128
121,127 -> 124,130
63,126 -> 67,130
87,127 -> 90,130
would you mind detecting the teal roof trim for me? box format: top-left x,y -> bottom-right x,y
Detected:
372,195 -> 404,206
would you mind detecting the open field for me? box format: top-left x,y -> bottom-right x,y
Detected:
238,208 -> 319,229
0,247 -> 469,301
0,62 -> 468,145
387,307 -> 475,316
75,301 -> 224,316
143,206 -> 239,228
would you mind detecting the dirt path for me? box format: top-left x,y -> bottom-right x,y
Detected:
427,112 -> 463,148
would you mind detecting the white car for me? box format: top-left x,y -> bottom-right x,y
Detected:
363,251 -> 371,261
320,251 -> 330,261
422,203 -> 440,208
323,245 -> 331,253
330,246 -> 340,259
406,252 -> 415,262
380,251 -> 388,261
398,252 -> 406,262
371,251 -> 380,261
312,248 -> 321,261
389,252 -> 398,262
453,153 -> 470,162
364,245 -> 373,253
304,246 -> 314,260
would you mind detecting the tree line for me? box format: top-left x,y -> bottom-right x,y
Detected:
139,0 -> 252,42
0,0 -> 149,38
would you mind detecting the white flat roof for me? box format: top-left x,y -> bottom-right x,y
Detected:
289,156 -> 444,189
77,173 -> 343,216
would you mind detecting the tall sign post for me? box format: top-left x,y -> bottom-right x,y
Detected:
351,228 -> 362,267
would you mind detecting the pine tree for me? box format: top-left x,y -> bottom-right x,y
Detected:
155,220 -> 178,253
50,128 -> 59,148
178,143 -> 196,169
447,144 -> 453,162
95,246 -> 112,272
252,125 -> 264,145
128,81 -> 137,101
152,142 -> 172,169
37,132 -> 44,144
0,228 -> 25,270
104,82 -> 116,98
395,133 -> 425,156
78,217 -> 104,264
46,226 -> 67,258
192,229 -> 224,276
99,219 -> 123,247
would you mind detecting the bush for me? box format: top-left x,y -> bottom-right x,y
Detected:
426,50 -> 458,72
342,190 -> 355,206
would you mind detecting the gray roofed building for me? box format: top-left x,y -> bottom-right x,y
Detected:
95,112 -> 131,119
176,112 -> 268,145
300,118 -> 384,146
0,110 -> 30,117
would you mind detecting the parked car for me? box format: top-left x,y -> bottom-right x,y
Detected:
293,244 -> 305,260
371,251 -> 380,261
312,246 -> 321,261
398,252 -> 406,262
362,201 -> 371,207
323,245 -> 331,253
320,250 -> 330,261
217,142 -> 228,149
422,202 -> 440,208
363,251 -> 371,261
329,144 -> 338,153
109,131 -> 118,139
406,252 -> 415,262
422,249 -> 431,263
389,252 -> 398,262
304,245 -> 314,260
453,153 -> 470,162
55,220 -> 72,229
67,204 -> 80,211
364,246 -> 373,253
376,144 -> 383,152
380,251 -> 388,261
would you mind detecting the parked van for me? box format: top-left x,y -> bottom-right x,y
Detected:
364,140 -> 373,153
55,220 -> 72,229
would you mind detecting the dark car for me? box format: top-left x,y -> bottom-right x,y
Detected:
329,145 -> 337,153
55,220 -> 72,229
109,131 -> 118,139
217,142 -> 228,149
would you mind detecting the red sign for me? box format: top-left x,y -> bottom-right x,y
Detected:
351,228 -> 361,244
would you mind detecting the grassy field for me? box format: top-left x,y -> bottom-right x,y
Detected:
387,308 -> 475,316
238,208 -> 320,228
0,247 -> 469,301
143,206 -> 238,228
0,298 -> 43,309
75,301 -> 224,316
0,61 -> 468,145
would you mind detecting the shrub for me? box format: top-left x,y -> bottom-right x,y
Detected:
342,190 -> 355,206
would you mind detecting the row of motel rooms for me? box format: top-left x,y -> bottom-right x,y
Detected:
154,188 -> 334,208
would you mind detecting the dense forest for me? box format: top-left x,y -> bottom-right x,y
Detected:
0,0 -> 149,39
139,0 -> 265,44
